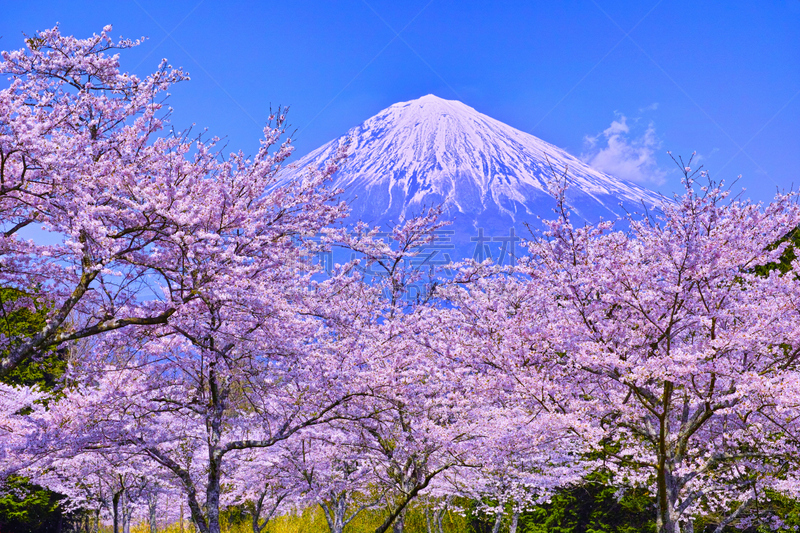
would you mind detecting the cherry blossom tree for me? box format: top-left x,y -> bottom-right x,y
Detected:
279,432 -> 383,533
0,382 -> 43,475
29,443 -> 175,533
198,211 -> 462,533
330,212 -> 484,533
0,25 -> 226,478
353,388 -> 469,533
42,209 -> 464,533
0,24 -> 384,533
226,445 -> 298,533
329,208 -> 592,533
35,207 -> 371,533
513,163 -> 800,533
0,26 -> 191,377
434,260 -> 594,533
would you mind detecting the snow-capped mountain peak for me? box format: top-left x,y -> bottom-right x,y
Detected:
284,95 -> 665,260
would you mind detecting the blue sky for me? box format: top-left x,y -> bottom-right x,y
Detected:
2,1 -> 798,202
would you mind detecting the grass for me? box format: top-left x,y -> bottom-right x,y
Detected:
116,502 -> 471,533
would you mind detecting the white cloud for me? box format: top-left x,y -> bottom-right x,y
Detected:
582,114 -> 667,185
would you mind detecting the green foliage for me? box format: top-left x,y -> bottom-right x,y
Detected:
0,287 -> 72,532
0,287 -> 66,390
755,490 -> 800,532
754,226 -> 800,277
519,470 -> 655,533
0,287 -> 48,341
2,346 -> 67,391
0,476 -> 66,533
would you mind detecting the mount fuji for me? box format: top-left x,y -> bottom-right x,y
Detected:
285,95 -> 665,263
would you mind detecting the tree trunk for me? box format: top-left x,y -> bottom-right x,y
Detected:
149,492 -> 158,533
656,460 -> 681,533
321,494 -> 348,533
491,512 -> 503,533
335,495 -> 347,533
509,511 -> 519,533
435,500 -> 449,533
122,491 -> 132,533
655,382 -> 682,533
207,460 -> 222,533
391,507 -> 407,533
205,364 -> 225,533
425,504 -> 447,533
113,490 -> 122,533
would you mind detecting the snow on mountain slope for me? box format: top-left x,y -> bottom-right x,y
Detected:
284,95 -> 666,262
